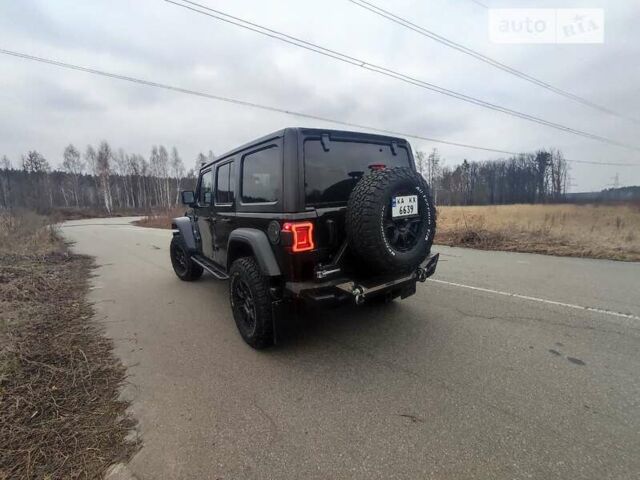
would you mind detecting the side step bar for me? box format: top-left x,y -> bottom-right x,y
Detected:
191,256 -> 229,280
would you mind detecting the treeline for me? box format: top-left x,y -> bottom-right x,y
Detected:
415,148 -> 569,205
0,142 -> 214,213
1,143 -> 570,212
565,186 -> 640,203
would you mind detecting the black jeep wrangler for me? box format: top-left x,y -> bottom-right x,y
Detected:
170,128 -> 438,348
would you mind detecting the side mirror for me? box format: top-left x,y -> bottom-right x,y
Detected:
181,190 -> 195,206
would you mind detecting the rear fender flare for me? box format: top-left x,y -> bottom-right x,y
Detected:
227,228 -> 281,277
171,216 -> 197,251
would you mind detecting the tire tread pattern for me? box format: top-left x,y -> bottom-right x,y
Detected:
170,235 -> 204,281
229,256 -> 274,349
346,167 -> 436,273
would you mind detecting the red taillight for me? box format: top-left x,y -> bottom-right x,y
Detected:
282,222 -> 315,252
368,163 -> 386,171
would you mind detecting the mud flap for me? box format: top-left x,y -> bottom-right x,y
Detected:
400,281 -> 417,299
271,299 -> 284,345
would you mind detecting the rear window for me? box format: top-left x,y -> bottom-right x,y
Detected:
241,146 -> 281,203
304,139 -> 410,206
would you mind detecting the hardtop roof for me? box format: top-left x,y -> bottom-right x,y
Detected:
199,127 -> 410,171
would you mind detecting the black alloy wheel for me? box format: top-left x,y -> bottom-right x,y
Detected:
170,235 -> 203,281
384,215 -> 422,252
228,257 -> 274,349
171,240 -> 188,276
231,277 -> 257,335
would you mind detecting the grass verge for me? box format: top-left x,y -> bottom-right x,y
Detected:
134,208 -> 183,229
436,203 -> 640,261
0,210 -> 138,479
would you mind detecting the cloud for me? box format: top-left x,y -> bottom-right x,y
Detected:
0,0 -> 638,191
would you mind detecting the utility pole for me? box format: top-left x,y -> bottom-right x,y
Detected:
609,173 -> 621,189
565,173 -> 578,193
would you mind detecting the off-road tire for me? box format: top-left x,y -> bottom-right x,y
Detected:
346,167 -> 436,274
170,235 -> 203,281
229,257 -> 274,349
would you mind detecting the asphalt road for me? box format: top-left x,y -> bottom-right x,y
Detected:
61,217 -> 640,480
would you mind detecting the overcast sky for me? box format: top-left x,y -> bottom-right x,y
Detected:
1,0 -> 639,191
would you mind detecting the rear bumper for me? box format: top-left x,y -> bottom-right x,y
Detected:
284,253 -> 439,306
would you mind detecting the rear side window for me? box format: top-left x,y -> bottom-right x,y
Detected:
215,161 -> 234,204
241,146 -> 281,203
304,139 -> 410,206
199,170 -> 213,205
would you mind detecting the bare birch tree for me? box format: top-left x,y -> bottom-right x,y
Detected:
158,146 -> 170,207
427,148 -> 441,204
170,147 -> 185,205
62,144 -> 84,207
0,155 -> 12,208
96,141 -> 113,213
549,149 -> 569,201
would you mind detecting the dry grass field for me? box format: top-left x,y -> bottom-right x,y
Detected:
0,210 -> 137,478
0,210 -> 61,256
435,203 -> 640,261
134,208 -> 183,229
135,203 -> 640,261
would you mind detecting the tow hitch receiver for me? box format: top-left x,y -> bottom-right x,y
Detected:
417,253 -> 439,282
353,286 -> 365,305
336,252 -> 439,305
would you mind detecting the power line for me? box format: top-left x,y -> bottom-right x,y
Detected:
162,0 -> 640,152
468,0 -> 489,9
1,48 -> 638,167
348,0 -> 638,124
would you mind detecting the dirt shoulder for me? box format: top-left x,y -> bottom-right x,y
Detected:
0,211 -> 138,479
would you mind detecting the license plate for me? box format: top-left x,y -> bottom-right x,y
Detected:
391,195 -> 418,217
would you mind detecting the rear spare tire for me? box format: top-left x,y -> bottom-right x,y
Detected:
346,167 -> 436,274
